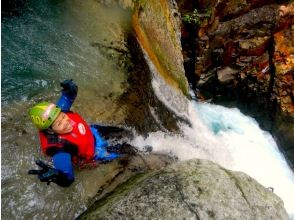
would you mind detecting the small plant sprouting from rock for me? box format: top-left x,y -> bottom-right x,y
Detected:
182,9 -> 201,26
182,8 -> 212,26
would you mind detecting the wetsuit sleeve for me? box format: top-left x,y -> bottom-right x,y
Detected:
52,152 -> 75,186
56,91 -> 76,112
56,80 -> 78,112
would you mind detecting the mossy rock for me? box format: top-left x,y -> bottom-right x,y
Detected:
78,159 -> 288,219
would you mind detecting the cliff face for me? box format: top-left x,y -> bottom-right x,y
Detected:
132,0 -> 189,96
179,0 -> 294,167
118,0 -> 191,134
273,23 -> 294,163
99,0 -> 189,98
78,159 -> 289,219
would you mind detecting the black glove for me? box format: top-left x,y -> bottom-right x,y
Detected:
28,160 -> 73,187
60,79 -> 78,98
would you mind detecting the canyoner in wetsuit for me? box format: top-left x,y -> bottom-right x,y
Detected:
28,79 -> 125,187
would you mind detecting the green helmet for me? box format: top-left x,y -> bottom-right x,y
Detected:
29,102 -> 61,130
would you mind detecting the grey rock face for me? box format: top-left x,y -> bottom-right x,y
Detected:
78,159 -> 289,219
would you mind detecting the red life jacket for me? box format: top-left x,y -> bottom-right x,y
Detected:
39,112 -> 95,163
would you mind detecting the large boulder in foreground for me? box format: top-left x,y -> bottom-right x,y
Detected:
78,159 -> 288,219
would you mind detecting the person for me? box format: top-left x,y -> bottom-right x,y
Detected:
28,79 -> 129,187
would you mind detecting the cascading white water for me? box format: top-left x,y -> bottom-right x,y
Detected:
131,101 -> 294,218
131,71 -> 294,218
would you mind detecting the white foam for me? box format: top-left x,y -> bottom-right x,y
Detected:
139,44 -> 189,120
131,101 -> 294,218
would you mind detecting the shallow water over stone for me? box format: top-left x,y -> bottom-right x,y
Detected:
1,0 -> 132,219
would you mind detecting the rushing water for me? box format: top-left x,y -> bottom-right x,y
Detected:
131,101 -> 294,218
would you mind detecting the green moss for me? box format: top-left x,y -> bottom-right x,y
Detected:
182,9 -> 201,26
178,76 -> 189,96
182,8 -> 212,27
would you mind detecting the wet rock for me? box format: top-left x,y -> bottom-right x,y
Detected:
119,0 -> 191,134
217,66 -> 238,84
211,5 -> 280,40
78,159 -> 289,220
197,0 -> 218,10
273,26 -> 294,78
272,24 -> 294,166
98,0 -> 134,9
132,0 -> 189,96
223,40 -> 237,65
193,5 -> 282,79
216,0 -> 250,21
176,0 -> 197,14
239,36 -> 270,56
239,53 -> 271,89
247,0 -> 276,9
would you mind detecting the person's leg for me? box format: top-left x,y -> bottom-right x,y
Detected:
93,144 -> 120,161
92,124 -> 133,140
106,143 -> 138,155
90,126 -> 120,162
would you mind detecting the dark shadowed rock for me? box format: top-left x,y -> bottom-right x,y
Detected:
217,66 -> 239,84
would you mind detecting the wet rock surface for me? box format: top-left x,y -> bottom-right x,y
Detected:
78,159 -> 289,220
131,0 -> 189,96
118,0 -> 191,134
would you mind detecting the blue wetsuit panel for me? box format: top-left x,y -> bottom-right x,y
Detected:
56,91 -> 76,112
52,152 -> 74,181
90,126 -> 120,161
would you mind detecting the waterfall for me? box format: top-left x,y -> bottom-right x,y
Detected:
131,97 -> 294,218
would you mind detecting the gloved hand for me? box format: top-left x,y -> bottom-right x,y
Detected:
28,160 -> 73,187
60,79 -> 78,98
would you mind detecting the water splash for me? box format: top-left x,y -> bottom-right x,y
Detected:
131,101 -> 294,218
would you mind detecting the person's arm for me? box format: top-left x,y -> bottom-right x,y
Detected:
56,79 -> 78,112
28,152 -> 74,187
52,152 -> 74,186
